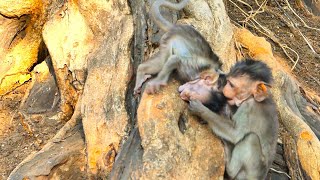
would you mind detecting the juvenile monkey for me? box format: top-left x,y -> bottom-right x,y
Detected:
189,59 -> 279,180
134,0 -> 222,96
178,71 -> 227,113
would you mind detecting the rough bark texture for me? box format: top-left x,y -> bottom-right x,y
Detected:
1,0 -> 319,179
137,81 -> 225,179
77,0 -> 133,176
0,0 -> 45,95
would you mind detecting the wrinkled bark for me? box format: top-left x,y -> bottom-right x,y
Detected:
1,0 -> 319,179
0,0 -> 45,96
137,81 -> 225,179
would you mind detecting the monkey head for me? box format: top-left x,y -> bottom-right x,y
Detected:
178,69 -> 227,112
223,59 -> 273,106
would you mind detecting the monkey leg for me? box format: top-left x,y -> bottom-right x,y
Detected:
134,51 -> 167,95
226,133 -> 266,180
145,55 -> 180,94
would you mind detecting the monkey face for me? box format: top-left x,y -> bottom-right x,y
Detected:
223,75 -> 253,106
178,78 -> 216,103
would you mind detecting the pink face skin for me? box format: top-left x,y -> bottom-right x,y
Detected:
222,75 -> 253,106
178,78 -> 215,103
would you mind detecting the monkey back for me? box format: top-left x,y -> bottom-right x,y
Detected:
161,25 -> 222,81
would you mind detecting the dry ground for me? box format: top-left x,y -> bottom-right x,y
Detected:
225,0 -> 320,94
0,0 -> 319,179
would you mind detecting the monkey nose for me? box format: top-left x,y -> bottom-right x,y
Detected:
178,85 -> 184,93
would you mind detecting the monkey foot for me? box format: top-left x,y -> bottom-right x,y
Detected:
134,74 -> 152,95
145,80 -> 167,94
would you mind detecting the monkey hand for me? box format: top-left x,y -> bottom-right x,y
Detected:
134,75 -> 152,95
145,80 -> 167,94
134,87 -> 142,96
189,99 -> 205,115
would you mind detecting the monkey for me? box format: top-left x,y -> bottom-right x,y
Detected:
188,59 -> 279,180
178,70 -> 227,113
134,0 -> 222,96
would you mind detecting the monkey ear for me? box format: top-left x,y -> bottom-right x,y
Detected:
253,82 -> 270,102
200,70 -> 219,85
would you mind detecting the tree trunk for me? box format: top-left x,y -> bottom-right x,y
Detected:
0,0 -> 319,179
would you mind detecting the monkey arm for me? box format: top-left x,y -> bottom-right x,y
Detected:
189,100 -> 241,144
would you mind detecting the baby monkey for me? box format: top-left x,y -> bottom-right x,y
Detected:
178,70 -> 227,113
189,59 -> 279,179
134,0 -> 222,96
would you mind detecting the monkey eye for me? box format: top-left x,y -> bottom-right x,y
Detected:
228,80 -> 235,88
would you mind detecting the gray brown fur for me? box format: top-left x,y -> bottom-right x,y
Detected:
189,60 -> 279,179
134,0 -> 221,94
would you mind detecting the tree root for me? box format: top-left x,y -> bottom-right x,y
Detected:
8,97 -> 84,180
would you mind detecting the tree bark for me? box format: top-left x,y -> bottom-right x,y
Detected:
0,0 -> 319,179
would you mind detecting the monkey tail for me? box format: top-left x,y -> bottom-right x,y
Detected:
150,0 -> 190,32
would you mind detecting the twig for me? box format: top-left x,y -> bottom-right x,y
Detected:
273,0 -> 318,56
242,0 -> 268,24
252,0 -> 268,16
234,0 -> 254,13
285,45 -> 300,70
229,0 -> 250,21
298,30 -> 316,54
9,110 -> 17,127
229,0 -> 302,70
18,112 -> 34,136
270,167 -> 292,179
235,41 -> 246,60
246,21 -> 299,67
283,0 -> 320,32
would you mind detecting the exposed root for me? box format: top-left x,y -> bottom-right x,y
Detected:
282,133 -> 305,179
50,96 -> 82,143
8,96 -> 83,179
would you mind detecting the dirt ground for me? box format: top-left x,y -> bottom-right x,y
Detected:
225,0 -> 320,95
0,0 -> 319,179
0,84 -> 63,179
